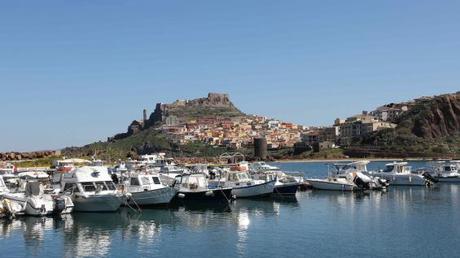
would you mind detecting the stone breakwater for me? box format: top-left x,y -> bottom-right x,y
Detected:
0,150 -> 61,161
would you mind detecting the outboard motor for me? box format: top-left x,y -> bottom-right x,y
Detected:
53,197 -> 66,214
422,172 -> 438,185
353,176 -> 370,190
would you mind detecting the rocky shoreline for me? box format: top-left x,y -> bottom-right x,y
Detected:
0,150 -> 60,161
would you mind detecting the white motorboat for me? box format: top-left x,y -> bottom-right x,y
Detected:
370,162 -> 432,186
0,175 -> 23,217
1,179 -> 74,217
416,161 -> 460,183
249,161 -> 280,173
211,170 -> 276,198
159,164 -> 186,186
305,177 -> 357,191
58,166 -> 124,212
332,161 -> 389,190
251,170 -> 302,195
305,162 -> 375,191
174,173 -> 233,202
121,172 -> 177,206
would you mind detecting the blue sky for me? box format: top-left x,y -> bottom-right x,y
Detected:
1,1 -> 459,151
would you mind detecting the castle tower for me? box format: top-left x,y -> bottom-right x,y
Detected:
143,109 -> 147,123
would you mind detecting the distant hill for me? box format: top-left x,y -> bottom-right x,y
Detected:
63,93 -> 245,160
63,91 -> 460,160
346,92 -> 460,158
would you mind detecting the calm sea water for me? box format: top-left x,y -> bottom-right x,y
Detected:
1,161 -> 460,258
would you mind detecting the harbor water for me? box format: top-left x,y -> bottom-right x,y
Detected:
1,161 -> 460,258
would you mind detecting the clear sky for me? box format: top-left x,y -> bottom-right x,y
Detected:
1,0 -> 459,152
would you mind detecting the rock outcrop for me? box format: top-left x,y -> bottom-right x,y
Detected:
0,150 -> 60,161
399,92 -> 460,139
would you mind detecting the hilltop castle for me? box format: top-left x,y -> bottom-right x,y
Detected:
110,93 -> 242,141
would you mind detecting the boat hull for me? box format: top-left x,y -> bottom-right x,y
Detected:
231,180 -> 276,198
435,177 -> 460,183
73,194 -> 123,212
129,187 -> 177,206
273,183 -> 299,195
372,173 -> 426,186
306,179 -> 355,191
174,188 -> 233,202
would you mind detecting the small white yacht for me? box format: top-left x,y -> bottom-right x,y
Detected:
59,166 -> 124,212
0,175 -> 24,217
174,173 -> 233,202
370,162 -> 432,186
121,172 -> 177,206
1,177 -> 74,217
251,170 -> 302,195
211,170 -> 276,198
305,177 -> 357,191
249,162 -> 280,173
333,161 -> 389,190
417,161 -> 460,183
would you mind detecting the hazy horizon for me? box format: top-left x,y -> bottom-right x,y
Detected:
1,1 -> 459,151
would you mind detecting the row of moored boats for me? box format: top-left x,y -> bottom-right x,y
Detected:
0,154 -> 304,218
2,157 -> 459,218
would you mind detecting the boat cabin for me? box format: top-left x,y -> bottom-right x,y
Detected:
226,171 -> 252,184
60,166 -> 117,195
139,153 -> 167,167
125,174 -> 164,192
176,174 -> 209,192
382,162 -> 411,174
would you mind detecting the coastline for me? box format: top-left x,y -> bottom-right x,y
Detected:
273,157 -> 436,163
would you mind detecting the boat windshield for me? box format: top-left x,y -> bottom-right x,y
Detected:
186,176 -> 206,188
238,173 -> 250,180
383,165 -> 394,173
95,182 -> 108,191
81,182 -> 96,192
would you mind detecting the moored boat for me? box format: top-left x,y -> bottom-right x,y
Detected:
370,162 -> 433,186
173,173 -> 233,202
58,166 -> 124,212
120,172 -> 177,206
210,169 -> 276,198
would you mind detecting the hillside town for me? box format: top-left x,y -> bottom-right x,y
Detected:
136,94 -> 420,152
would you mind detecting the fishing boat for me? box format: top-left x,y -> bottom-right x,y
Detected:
121,172 -> 177,206
174,173 -> 233,202
370,162 -> 433,186
58,166 -> 124,212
